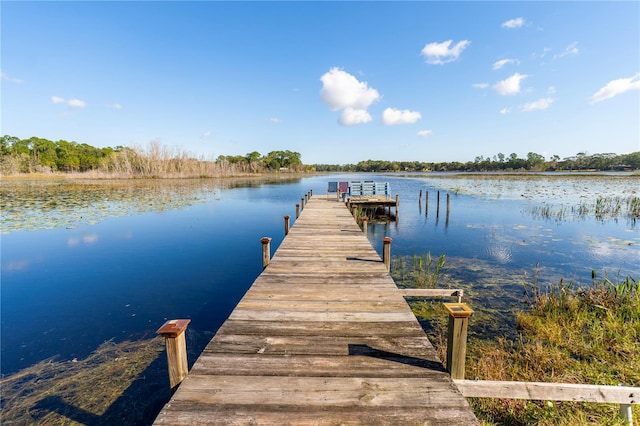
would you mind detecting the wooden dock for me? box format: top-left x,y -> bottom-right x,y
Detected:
153,196 -> 478,425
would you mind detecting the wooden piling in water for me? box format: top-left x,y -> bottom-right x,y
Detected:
446,193 -> 451,225
361,217 -> 368,235
444,303 -> 473,380
426,191 -> 429,214
296,204 -> 300,219
284,215 -> 290,236
261,237 -> 272,268
395,194 -> 399,219
156,319 -> 191,392
383,237 -> 392,271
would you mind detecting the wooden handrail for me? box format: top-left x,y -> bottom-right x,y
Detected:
453,379 -> 638,425
399,288 -> 463,303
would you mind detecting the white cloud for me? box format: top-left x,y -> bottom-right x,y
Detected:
421,40 -> 471,65
201,131 -> 212,139
547,86 -> 556,95
67,98 -> 87,108
319,67 -> 381,111
382,108 -> 422,125
502,17 -> 525,29
521,97 -> 554,112
554,42 -> 579,59
52,96 -> 65,104
493,73 -> 528,95
1,71 -> 23,83
589,73 -> 640,104
472,83 -> 489,89
270,117 -> 281,123
500,107 -> 512,115
492,58 -> 518,70
109,103 -> 123,109
417,130 -> 433,137
339,108 -> 372,126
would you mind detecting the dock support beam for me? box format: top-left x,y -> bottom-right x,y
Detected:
361,217 -> 368,236
444,303 -> 473,379
261,237 -> 272,268
296,204 -> 300,219
284,215 -> 290,235
156,319 -> 191,392
383,237 -> 392,271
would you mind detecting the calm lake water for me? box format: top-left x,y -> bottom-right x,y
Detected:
1,173 -> 639,377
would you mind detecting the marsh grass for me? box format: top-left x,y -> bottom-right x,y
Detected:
391,253 -> 448,289
393,255 -> 639,425
467,275 -> 639,425
525,195 -> 640,224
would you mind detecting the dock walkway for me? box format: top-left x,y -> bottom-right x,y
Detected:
153,197 -> 477,425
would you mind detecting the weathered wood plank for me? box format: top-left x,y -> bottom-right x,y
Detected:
217,320 -> 429,338
154,405 -> 474,425
203,335 -> 439,358
171,375 -> 467,407
190,353 -> 447,378
454,380 -> 640,404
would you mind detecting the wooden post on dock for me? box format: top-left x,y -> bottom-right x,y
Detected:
361,217 -> 368,235
395,194 -> 399,219
444,303 -> 473,380
309,189 -> 313,197
261,237 -> 272,268
156,319 -> 191,392
301,197 -> 305,209
383,237 -> 392,271
304,194 -> 308,205
284,215 -> 290,236
296,204 -> 300,219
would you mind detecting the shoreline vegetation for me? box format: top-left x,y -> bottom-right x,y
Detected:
1,135 -> 639,178
394,255 -> 639,425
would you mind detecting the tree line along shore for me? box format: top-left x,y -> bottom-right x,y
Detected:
1,134 -> 638,178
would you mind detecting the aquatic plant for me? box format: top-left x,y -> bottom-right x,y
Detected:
524,195 -> 640,224
391,252 -> 448,289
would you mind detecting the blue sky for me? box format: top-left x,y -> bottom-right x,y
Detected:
2,1 -> 639,164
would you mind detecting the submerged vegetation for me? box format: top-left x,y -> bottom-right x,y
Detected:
0,338 -> 168,425
525,195 -> 640,223
395,254 -> 640,425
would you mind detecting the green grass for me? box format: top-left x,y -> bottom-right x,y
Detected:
467,275 -> 639,425
393,254 -> 639,425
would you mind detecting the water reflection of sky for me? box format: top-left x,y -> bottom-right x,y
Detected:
1,174 -> 638,376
